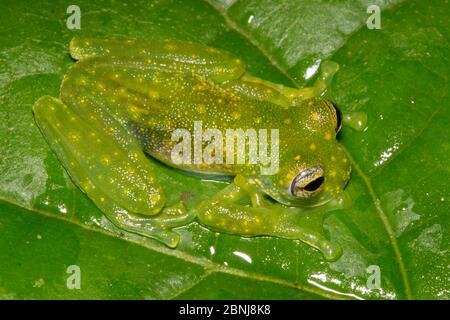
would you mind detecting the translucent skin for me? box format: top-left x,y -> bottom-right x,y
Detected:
33,37 -> 350,260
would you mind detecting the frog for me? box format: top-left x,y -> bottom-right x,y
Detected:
33,37 -> 352,261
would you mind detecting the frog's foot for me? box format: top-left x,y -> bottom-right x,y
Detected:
153,202 -> 196,228
236,61 -> 339,107
285,61 -> 339,102
194,175 -> 342,261
342,111 -> 368,131
107,207 -> 181,248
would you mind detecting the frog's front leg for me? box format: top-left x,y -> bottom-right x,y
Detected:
193,175 -> 342,261
233,61 -> 339,104
32,96 -> 191,248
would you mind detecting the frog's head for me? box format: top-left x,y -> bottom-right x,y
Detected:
253,98 -> 351,207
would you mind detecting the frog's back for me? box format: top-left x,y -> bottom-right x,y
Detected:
124,71 -> 293,174
59,53 -> 308,176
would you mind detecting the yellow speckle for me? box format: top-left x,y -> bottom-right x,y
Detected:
285,172 -> 295,180
331,155 -> 336,161
284,118 -> 292,125
311,112 -> 319,121
294,154 -> 301,160
196,104 -> 206,114
149,90 -> 160,99
309,143 -> 316,151
255,117 -> 262,124
100,197 -> 105,202
232,111 -> 241,120
150,194 -> 160,203
101,155 -> 111,165
330,171 -> 336,177
324,132 -> 333,140
68,132 -> 80,141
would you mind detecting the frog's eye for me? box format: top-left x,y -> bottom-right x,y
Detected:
324,100 -> 342,133
289,165 -> 324,198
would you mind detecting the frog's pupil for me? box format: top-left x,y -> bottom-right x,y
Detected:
304,176 -> 324,192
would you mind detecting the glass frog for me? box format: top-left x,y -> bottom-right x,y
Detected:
33,37 -> 353,261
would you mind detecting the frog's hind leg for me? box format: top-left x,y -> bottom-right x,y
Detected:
69,37 -> 246,83
193,175 -> 342,261
32,96 -> 181,248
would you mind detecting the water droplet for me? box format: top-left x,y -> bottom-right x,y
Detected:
232,251 -> 252,264
304,59 -> 321,80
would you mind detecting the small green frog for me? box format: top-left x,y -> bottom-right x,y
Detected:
33,37 -> 352,261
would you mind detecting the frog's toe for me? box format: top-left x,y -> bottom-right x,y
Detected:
154,202 -> 196,228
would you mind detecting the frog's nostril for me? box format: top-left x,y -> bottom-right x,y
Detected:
304,176 -> 324,192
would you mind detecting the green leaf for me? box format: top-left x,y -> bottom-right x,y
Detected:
0,0 -> 448,299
